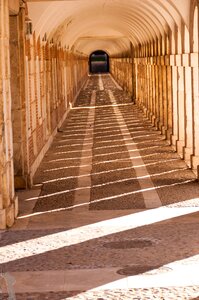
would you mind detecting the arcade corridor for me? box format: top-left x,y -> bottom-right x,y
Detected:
0,0 -> 199,299
1,74 -> 199,299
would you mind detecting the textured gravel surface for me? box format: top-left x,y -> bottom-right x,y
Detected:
33,87 -> 92,212
1,222 -> 199,272
1,287 -> 199,300
1,74 -> 199,300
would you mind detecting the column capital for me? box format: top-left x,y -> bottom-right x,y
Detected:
20,0 -> 26,8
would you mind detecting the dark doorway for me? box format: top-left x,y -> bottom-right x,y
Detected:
89,50 -> 109,73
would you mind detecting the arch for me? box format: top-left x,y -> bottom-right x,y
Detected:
27,0 -> 188,56
183,25 -> 190,53
193,5 -> 199,52
189,0 -> 199,52
89,50 -> 109,73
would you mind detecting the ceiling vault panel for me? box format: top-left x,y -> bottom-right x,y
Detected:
27,0 -> 191,56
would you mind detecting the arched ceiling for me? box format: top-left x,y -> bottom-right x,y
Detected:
72,37 -> 131,57
27,0 -> 191,56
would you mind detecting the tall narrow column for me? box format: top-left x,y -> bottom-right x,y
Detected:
10,3 -> 28,188
184,65 -> 193,166
154,59 -> 159,127
171,59 -> 178,147
166,62 -> 173,142
176,64 -> 185,157
162,62 -> 168,135
151,59 -> 156,125
0,0 -> 18,228
158,58 -> 163,130
191,53 -> 199,174
148,61 -> 153,119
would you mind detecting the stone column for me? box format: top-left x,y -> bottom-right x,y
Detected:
0,0 -> 18,228
176,63 -> 185,157
191,53 -> 199,174
184,63 -> 193,166
166,63 -> 173,142
145,59 -> 149,115
158,58 -> 163,130
154,58 -> 159,128
9,2 -> 28,188
171,56 -> 178,147
151,58 -> 156,125
162,61 -> 168,135
148,60 -> 152,118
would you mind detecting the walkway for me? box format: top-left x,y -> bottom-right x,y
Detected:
1,74 -> 199,299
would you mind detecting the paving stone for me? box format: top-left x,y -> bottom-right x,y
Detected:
1,74 -> 199,300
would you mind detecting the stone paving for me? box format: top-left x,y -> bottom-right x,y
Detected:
1,74 -> 199,299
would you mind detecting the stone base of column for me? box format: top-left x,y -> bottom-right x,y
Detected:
14,175 -> 27,189
166,129 -> 172,145
0,208 -> 6,229
143,107 -> 148,117
183,147 -> 193,167
161,125 -> 167,136
148,112 -> 154,123
151,115 -> 156,127
171,135 -> 178,148
0,195 -> 18,229
154,118 -> 160,130
157,121 -> 163,132
176,140 -> 185,158
191,155 -> 199,178
131,98 -> 135,104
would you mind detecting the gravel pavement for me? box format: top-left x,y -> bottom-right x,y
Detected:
1,74 -> 199,300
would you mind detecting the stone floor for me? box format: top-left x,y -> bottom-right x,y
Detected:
1,74 -> 199,299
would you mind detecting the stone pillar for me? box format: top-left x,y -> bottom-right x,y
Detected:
154,58 -> 159,127
145,60 -> 150,115
151,58 -> 156,125
162,61 -> 168,135
191,53 -> 199,173
176,63 -> 185,157
158,58 -> 163,130
148,60 -> 152,119
184,64 -> 193,166
9,3 -> 28,189
0,0 -> 18,228
166,63 -> 173,142
171,57 -> 178,147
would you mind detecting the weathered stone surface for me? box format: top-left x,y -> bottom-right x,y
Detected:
14,176 -> 27,189
9,0 -> 20,15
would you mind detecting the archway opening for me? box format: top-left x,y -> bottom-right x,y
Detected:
193,5 -> 198,52
89,50 -> 109,73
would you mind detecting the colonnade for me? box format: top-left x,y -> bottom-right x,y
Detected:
110,3 -> 199,173
0,1 -> 88,228
0,1 -> 18,228
0,0 -> 198,228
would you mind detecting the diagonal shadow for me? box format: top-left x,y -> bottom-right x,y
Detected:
1,204 -> 199,298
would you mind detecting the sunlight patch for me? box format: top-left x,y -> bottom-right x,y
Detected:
2,203 -> 199,264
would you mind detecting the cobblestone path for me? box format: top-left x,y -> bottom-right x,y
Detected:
1,74 -> 199,299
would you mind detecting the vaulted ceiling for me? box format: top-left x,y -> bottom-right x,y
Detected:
27,0 -> 191,56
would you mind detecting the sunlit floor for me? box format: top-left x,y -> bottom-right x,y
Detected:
1,74 -> 199,299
